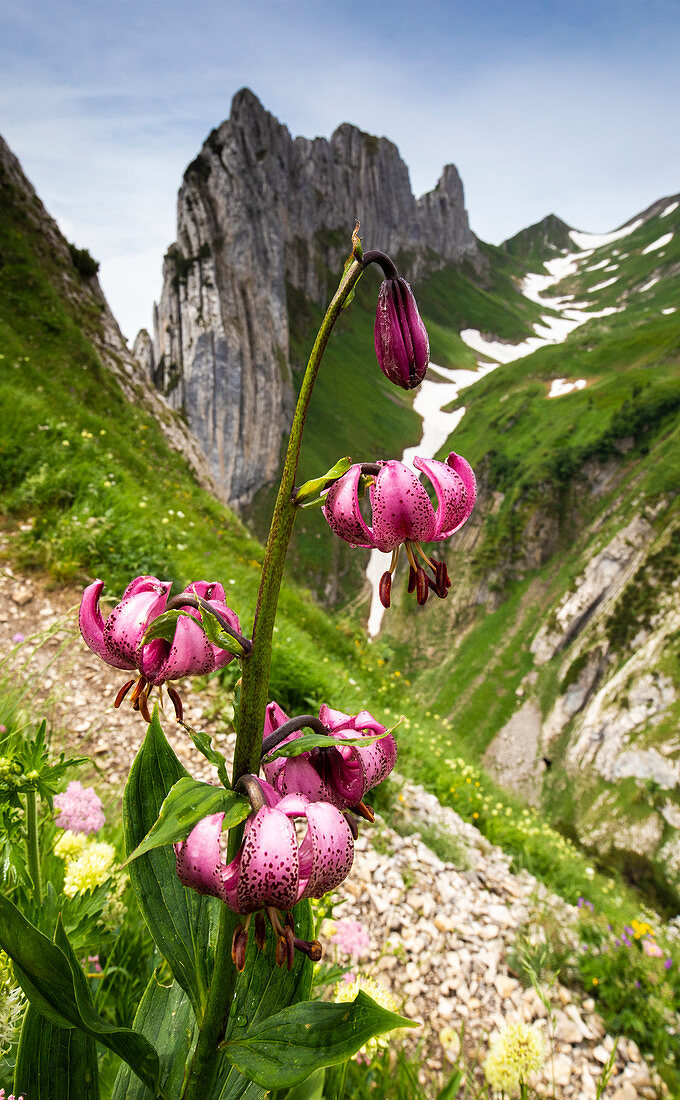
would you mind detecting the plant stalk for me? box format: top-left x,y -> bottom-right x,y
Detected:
25,789 -> 42,907
181,250 -> 364,1100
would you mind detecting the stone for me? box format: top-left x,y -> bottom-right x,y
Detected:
148,88 -> 485,508
11,585 -> 33,606
611,1085 -> 638,1100
494,974 -> 519,999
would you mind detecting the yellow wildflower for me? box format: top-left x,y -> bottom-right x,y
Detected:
54,830 -> 88,861
62,840 -> 116,897
484,1021 -> 545,1094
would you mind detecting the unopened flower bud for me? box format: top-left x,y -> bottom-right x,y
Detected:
374,278 -> 429,390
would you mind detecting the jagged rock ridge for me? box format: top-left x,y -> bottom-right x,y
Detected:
144,88 -> 483,507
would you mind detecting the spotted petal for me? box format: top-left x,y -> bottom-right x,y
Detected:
370,461 -> 436,551
322,464 -> 375,549
174,813 -> 225,899
298,801 -> 354,899
103,578 -> 171,666
79,580 -> 135,670
236,806 -> 300,913
415,452 -> 476,539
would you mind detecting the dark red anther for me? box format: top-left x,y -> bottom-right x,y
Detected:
114,678 -> 136,709
416,568 -> 429,606
138,689 -> 152,724
231,924 -> 248,971
295,937 -> 323,962
407,565 -> 417,593
167,685 -> 184,722
255,913 -> 266,951
379,571 -> 391,609
351,799 -> 376,823
435,559 -> 449,597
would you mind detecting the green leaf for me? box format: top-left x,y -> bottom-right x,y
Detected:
262,724 -> 398,764
15,1003 -> 100,1099
123,777 -> 249,865
112,972 -> 196,1100
281,1069 -> 325,1100
123,708 -> 220,1021
141,608 -> 194,645
182,724 -> 232,789
0,897 -> 160,1093
198,606 -> 249,656
293,457 -> 352,508
214,900 -> 316,1099
224,991 -> 416,1089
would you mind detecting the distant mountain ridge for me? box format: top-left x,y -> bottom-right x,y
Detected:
138,88 -> 484,507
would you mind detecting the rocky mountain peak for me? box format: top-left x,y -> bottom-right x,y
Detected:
145,89 -> 485,507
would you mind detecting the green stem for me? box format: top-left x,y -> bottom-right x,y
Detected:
234,253 -> 364,783
25,789 -> 42,907
181,250 -> 364,1100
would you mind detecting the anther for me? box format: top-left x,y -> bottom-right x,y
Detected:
416,568 -> 429,606
379,571 -> 392,609
351,800 -> 375,823
167,685 -> 184,722
407,565 -> 417,593
114,679 -> 136,709
294,937 -> 323,962
231,923 -> 248,971
138,688 -> 152,724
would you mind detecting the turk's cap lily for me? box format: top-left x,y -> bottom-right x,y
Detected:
261,702 -> 397,812
80,577 -> 242,686
322,452 -> 475,554
374,276 -> 429,390
174,778 -> 354,915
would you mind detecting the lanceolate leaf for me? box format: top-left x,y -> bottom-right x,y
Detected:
141,609 -> 194,645
123,708 -> 220,1022
198,606 -> 250,656
0,897 -> 159,1093
123,777 -> 250,865
293,457 -> 352,508
224,991 -> 416,1089
111,972 -> 196,1100
15,1004 -> 100,1099
262,724 -> 398,764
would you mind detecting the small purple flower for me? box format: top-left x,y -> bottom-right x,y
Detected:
11,632 -> 25,644
79,576 -> 245,720
175,777 -> 354,969
261,702 -> 397,817
635,980 -> 641,988
665,958 -> 673,970
323,453 -> 475,607
374,277 -> 429,390
54,781 -> 105,834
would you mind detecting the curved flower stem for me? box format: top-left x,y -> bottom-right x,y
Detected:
181,248 -> 365,1100
234,252 -> 365,782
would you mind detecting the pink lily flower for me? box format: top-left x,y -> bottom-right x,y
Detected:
79,576 -> 246,720
322,452 -> 476,607
175,777 -> 354,969
261,702 -> 397,819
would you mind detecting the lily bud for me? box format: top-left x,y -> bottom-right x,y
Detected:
374,277 -> 429,390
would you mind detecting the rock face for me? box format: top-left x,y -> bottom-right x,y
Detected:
0,135 -> 218,496
146,88 -> 483,507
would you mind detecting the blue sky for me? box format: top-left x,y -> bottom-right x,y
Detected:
1,0 -> 679,340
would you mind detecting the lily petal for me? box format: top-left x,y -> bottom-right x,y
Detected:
415,453 -> 476,539
103,579 -> 171,666
237,806 -> 300,913
322,465 -> 375,549
370,461 -> 436,551
174,813 -> 225,898
298,801 -> 354,899
79,580 -> 135,670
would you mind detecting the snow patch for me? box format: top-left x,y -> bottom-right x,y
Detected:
642,232 -> 673,254
570,218 -> 643,250
662,307 -> 677,315
639,277 -> 660,293
660,200 -> 679,218
589,277 -> 618,292
547,378 -> 587,398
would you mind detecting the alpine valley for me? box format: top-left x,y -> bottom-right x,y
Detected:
2,87 -> 680,919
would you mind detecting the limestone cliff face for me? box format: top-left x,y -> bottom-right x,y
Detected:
147,88 -> 483,507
